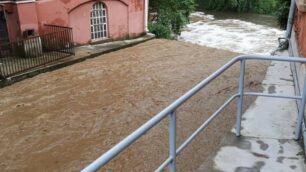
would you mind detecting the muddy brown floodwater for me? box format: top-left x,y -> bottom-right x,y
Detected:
0,39 -> 269,172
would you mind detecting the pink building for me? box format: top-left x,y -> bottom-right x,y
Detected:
0,0 -> 149,45
295,0 -> 306,57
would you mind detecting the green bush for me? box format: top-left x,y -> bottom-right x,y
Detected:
276,0 -> 290,29
149,0 -> 196,39
197,0 -> 279,14
148,23 -> 172,39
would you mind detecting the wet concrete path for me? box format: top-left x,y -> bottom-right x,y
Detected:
198,53 -> 306,172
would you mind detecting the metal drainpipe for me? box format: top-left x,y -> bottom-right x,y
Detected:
286,0 -> 297,39
144,0 -> 149,32
272,0 -> 297,54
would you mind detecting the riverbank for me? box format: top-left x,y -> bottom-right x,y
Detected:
0,39 -> 269,171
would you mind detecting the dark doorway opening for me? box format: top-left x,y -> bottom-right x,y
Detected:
0,11 -> 9,44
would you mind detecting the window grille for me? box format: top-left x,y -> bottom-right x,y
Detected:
91,3 -> 108,40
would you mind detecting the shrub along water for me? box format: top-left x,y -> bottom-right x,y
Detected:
276,0 -> 291,29
149,0 -> 196,38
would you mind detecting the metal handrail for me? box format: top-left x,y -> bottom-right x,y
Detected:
0,27 -> 74,78
82,55 -> 306,172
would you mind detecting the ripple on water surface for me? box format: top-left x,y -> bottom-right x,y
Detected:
179,12 -> 284,54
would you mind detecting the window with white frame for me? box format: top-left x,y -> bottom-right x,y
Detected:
90,2 -> 108,40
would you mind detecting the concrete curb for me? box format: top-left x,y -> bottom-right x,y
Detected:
0,35 -> 155,88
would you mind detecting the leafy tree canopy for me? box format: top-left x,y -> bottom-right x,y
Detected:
276,0 -> 290,29
197,0 -> 291,29
197,0 -> 279,14
149,0 -> 196,39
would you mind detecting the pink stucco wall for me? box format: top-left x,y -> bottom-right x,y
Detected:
128,0 -> 145,37
36,0 -> 145,44
3,4 -> 21,42
16,3 -> 39,35
295,10 -> 306,57
36,0 -> 69,27
105,1 -> 129,39
1,3 -> 39,42
1,0 -> 145,44
68,0 -> 129,44
69,3 -> 93,44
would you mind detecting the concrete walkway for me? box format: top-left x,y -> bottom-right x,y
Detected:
198,55 -> 306,171
75,34 -> 155,59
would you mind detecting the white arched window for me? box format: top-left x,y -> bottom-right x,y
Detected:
90,2 -> 108,40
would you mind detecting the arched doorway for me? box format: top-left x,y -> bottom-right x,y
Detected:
90,2 -> 108,41
0,10 -> 9,43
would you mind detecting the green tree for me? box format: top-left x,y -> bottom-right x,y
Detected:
196,0 -> 290,29
149,0 -> 196,39
197,0 -> 279,14
276,0 -> 290,29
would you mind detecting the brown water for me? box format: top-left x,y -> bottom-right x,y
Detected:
180,11 -> 283,54
207,11 -> 279,28
0,39 -> 269,171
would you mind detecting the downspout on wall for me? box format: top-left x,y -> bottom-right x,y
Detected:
286,0 -> 297,39
273,0 -> 297,54
144,0 -> 148,32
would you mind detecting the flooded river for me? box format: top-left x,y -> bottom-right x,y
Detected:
179,11 -> 284,54
0,11 -> 278,172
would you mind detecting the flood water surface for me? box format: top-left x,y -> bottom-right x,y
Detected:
0,40 -> 269,172
179,12 -> 284,54
209,11 -> 279,28
0,11 -> 278,172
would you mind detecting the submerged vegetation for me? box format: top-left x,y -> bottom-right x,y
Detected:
148,0 -> 196,38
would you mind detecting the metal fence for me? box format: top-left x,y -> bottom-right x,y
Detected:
0,24 -> 74,78
82,55 -> 306,172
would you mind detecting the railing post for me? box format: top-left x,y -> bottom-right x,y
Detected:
295,75 -> 306,140
169,111 -> 177,172
236,59 -> 246,137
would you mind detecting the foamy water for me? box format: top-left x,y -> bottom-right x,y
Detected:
179,12 -> 284,54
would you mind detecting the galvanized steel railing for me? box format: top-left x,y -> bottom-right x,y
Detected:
0,24 -> 74,78
82,55 -> 306,172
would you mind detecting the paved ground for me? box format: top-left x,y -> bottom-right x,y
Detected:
0,39 -> 269,171
75,34 -> 155,59
198,53 -> 306,172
